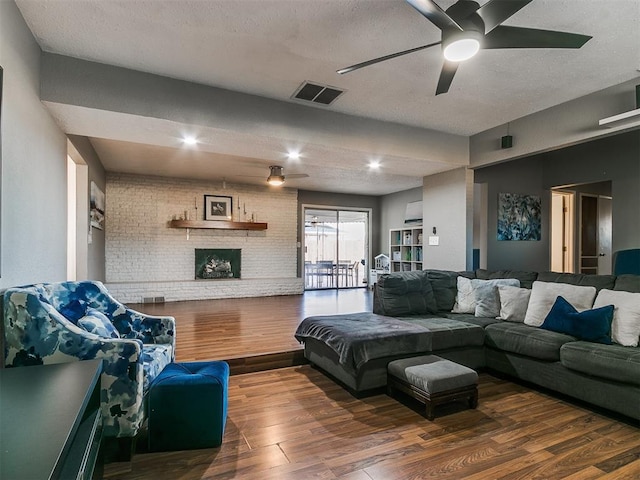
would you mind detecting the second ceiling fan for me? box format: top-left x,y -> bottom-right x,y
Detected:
337,0 -> 592,95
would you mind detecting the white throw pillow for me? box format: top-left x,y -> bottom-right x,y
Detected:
524,281 -> 597,327
452,276 -> 475,314
593,289 -> 640,347
497,286 -> 532,322
473,278 -> 521,317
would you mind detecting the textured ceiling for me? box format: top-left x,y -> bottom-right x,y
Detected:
16,0 -> 640,194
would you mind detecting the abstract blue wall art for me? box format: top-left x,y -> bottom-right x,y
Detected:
497,193 -> 541,241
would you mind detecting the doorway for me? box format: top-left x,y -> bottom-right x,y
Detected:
66,150 -> 89,281
303,207 -> 370,290
551,181 -> 612,275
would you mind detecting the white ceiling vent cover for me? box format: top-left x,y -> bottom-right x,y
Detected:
292,81 -> 344,106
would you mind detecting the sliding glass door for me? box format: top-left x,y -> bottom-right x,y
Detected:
303,207 -> 369,290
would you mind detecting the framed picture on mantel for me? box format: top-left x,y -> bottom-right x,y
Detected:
204,195 -> 232,221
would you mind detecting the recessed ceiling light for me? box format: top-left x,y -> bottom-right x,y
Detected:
369,160 -> 381,170
287,151 -> 301,161
182,136 -> 198,146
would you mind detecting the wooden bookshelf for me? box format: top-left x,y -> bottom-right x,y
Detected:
169,220 -> 268,231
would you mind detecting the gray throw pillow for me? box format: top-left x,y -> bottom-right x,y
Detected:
472,278 -> 521,318
497,285 -> 531,322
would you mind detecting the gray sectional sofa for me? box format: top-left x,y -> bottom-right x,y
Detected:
295,269 -> 640,422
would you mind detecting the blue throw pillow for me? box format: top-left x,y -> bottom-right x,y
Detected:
77,308 -> 120,339
541,296 -> 614,344
59,299 -> 87,323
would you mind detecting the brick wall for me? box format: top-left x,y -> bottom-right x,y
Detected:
105,173 -> 303,302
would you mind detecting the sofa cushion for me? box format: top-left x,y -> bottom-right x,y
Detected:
485,322 -> 575,361
142,344 -> 174,393
593,289 -> 640,347
497,286 -> 531,322
613,274 -> 640,293
77,308 -> 120,339
444,312 -> 502,328
524,281 -> 597,327
402,317 -> 485,350
425,270 -> 475,312
560,341 -> 640,386
374,271 -> 437,316
540,296 -> 614,345
475,269 -> 538,289
536,272 -> 616,291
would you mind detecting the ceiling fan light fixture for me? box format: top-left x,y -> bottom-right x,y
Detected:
442,31 -> 482,62
267,165 -> 285,186
267,175 -> 285,186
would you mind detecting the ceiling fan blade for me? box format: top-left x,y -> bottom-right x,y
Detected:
405,0 -> 463,32
484,26 -> 592,49
286,173 -> 310,179
435,60 -> 459,95
476,0 -> 534,33
337,41 -> 441,74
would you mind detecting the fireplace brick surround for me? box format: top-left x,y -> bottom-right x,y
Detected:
105,173 -> 303,303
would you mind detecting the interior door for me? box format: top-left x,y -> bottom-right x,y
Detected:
598,197 -> 612,275
580,194 -> 598,274
579,194 -> 612,275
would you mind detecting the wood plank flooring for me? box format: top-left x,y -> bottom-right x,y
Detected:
105,290 -> 639,480
131,289 -> 372,363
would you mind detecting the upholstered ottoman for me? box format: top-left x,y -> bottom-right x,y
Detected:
387,355 -> 478,420
147,361 -> 229,451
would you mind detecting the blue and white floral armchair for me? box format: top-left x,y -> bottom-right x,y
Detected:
3,280 -> 175,439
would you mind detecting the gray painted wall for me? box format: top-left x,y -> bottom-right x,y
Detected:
298,190 -> 380,277
470,77 -> 640,168
474,159 -> 549,271
68,135 -> 107,281
474,130 -> 640,270
0,1 -> 67,287
379,187 -> 422,257
422,168 -> 473,271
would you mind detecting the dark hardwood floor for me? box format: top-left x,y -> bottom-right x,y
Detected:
105,289 -> 640,480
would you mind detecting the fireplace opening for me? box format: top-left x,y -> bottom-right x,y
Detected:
195,249 -> 241,279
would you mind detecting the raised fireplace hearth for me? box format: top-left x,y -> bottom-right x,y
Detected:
195,249 -> 241,279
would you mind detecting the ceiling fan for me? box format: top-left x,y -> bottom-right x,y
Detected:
337,0 -> 592,95
266,165 -> 310,186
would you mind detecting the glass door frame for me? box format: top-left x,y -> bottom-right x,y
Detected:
301,204 -> 372,290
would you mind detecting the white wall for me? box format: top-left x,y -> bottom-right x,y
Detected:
422,168 -> 473,271
0,1 -> 67,287
105,173 -> 303,302
379,187 -> 422,257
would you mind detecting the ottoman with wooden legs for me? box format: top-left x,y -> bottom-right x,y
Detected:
387,355 -> 478,420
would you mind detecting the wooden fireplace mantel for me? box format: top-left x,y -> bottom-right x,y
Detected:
169,219 -> 268,231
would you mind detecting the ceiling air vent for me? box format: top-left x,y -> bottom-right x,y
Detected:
292,81 -> 344,106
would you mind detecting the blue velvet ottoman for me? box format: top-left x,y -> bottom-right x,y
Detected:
147,361 -> 229,451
